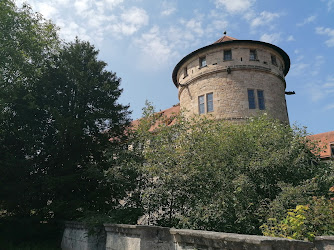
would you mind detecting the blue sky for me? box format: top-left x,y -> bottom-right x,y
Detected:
15,0 -> 334,134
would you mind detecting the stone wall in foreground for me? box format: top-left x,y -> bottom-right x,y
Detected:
61,222 -> 334,250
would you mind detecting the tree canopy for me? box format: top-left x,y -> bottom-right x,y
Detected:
0,0 -> 135,244
132,112 -> 333,235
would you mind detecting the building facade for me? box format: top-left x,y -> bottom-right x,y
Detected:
172,35 -> 291,123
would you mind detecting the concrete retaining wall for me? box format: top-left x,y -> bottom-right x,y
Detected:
61,222 -> 334,250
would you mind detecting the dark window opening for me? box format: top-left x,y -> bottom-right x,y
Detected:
250,50 -> 257,61
199,57 -> 207,68
224,50 -> 232,61
271,55 -> 277,66
257,90 -> 265,110
184,67 -> 188,77
248,89 -> 256,109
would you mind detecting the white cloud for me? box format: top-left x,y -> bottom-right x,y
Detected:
325,103 -> 334,110
250,11 -> 280,27
74,0 -> 91,14
56,0 -> 71,5
306,76 -> 334,102
287,35 -> 295,41
107,7 -> 148,36
104,0 -> 124,10
121,7 -> 149,27
290,62 -> 309,76
57,19 -> 91,42
328,0 -> 334,11
134,26 -> 178,69
260,33 -> 281,44
316,27 -> 334,47
311,55 -> 325,76
290,54 -> 324,77
35,2 -> 59,19
161,1 -> 176,16
323,76 -> 334,88
214,0 -> 255,14
297,15 -> 316,26
181,18 -> 204,36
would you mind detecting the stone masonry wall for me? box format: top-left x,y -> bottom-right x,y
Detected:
177,43 -> 289,123
61,223 -> 334,250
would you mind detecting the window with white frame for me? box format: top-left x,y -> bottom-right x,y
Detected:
207,93 -> 213,112
198,93 -> 214,114
198,95 -> 205,114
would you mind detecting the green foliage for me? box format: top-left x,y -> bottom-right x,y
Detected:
0,0 -> 138,244
132,113 -> 332,235
261,187 -> 334,241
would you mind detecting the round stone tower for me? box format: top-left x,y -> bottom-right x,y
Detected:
172,35 -> 290,123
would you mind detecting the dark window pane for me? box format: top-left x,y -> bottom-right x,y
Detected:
207,93 -> 213,112
250,50 -> 257,60
271,55 -> 277,65
248,89 -> 256,109
224,50 -> 232,60
200,57 -> 206,67
257,90 -> 265,110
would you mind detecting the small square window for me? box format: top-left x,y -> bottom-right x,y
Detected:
257,90 -> 265,110
271,55 -> 277,66
207,93 -> 213,112
248,89 -> 256,109
199,57 -> 207,68
198,95 -> 205,114
224,50 -> 232,61
250,50 -> 257,61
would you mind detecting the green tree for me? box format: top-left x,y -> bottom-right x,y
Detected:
132,114 -> 332,234
0,0 -> 137,243
34,39 -> 132,221
0,0 -> 59,222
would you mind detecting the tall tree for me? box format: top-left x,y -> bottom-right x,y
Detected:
0,0 -> 60,218
0,1 -> 134,242
36,39 -> 131,221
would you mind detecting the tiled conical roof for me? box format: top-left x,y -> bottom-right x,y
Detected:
213,35 -> 238,44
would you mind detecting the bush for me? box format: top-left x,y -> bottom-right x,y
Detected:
131,113 -> 332,235
261,187 -> 334,241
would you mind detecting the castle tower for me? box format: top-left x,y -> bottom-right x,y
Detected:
172,35 -> 290,123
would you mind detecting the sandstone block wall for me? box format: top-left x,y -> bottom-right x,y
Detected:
175,42 -> 289,123
61,221 -> 105,250
61,223 -> 334,250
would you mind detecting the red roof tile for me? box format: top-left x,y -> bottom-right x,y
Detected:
213,35 -> 238,44
131,104 -> 180,132
308,131 -> 334,159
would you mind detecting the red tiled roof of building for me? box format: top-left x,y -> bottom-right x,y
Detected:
308,131 -> 334,159
213,35 -> 238,44
131,104 -> 180,132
